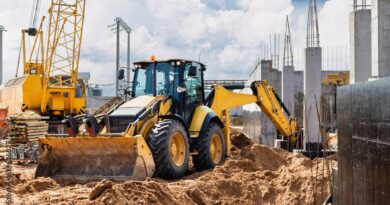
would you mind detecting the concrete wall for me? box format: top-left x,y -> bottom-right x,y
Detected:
350,9 -> 372,83
336,77 -> 390,204
372,0 -> 390,78
282,66 -> 295,115
304,47 -> 322,146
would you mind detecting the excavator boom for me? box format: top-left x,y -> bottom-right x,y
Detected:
209,80 -> 298,142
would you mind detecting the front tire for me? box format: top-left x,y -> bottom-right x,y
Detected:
193,122 -> 226,171
147,119 -> 189,179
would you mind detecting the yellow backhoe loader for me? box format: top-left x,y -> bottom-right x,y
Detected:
35,59 -> 298,180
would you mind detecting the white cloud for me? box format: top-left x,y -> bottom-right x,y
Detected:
0,0 -> 350,95
318,0 -> 352,46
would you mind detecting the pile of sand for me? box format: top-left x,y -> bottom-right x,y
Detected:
90,144 -> 334,205
0,132 -> 335,205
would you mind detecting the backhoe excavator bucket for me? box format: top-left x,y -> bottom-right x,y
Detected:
35,136 -> 155,181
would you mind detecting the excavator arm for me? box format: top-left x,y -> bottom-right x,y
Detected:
208,80 -> 298,143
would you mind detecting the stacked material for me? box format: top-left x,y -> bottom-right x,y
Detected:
11,121 -> 48,143
8,112 -> 48,144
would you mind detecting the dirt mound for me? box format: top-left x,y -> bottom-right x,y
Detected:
90,138 -> 334,205
0,172 -> 25,187
231,129 -> 253,149
14,177 -> 59,194
93,180 -> 190,205
0,162 -> 34,188
89,179 -> 113,200
2,132 -> 335,205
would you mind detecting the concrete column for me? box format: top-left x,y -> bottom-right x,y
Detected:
282,66 -> 295,115
242,60 -> 282,145
304,47 -> 322,147
294,71 -> 304,126
350,9 -> 371,83
242,61 -> 262,143
372,0 -> 390,78
260,60 -> 279,146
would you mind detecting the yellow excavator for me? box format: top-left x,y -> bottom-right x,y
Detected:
36,59 -> 298,180
0,0 -> 86,122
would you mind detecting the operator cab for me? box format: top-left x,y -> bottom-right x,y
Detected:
132,59 -> 206,123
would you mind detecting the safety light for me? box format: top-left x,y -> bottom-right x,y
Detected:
150,55 -> 156,61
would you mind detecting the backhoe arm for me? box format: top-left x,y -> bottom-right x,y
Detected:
209,80 -> 298,142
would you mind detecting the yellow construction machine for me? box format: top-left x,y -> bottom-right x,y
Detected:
0,0 -> 86,121
36,59 -> 298,180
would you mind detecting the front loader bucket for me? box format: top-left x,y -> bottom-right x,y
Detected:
35,137 -> 155,181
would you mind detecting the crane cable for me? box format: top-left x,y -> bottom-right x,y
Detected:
29,0 -> 41,29
15,40 -> 23,77
16,0 -> 42,77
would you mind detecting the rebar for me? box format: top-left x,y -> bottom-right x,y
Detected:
283,16 -> 294,67
306,0 -> 320,48
353,0 -> 371,10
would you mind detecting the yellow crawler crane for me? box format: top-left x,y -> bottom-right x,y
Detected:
0,0 -> 86,120
36,59 -> 298,180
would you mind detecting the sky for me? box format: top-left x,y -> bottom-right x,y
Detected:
0,0 -> 352,95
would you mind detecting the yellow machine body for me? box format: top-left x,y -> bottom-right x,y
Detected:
36,82 -> 298,181
0,74 -> 86,116
36,59 -> 298,181
1,0 -> 87,118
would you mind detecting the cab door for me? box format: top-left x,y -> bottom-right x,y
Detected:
181,62 -> 204,124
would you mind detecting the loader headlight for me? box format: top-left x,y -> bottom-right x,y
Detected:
176,61 -> 181,66
30,68 -> 37,74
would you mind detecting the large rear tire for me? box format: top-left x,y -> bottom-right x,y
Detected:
147,119 -> 189,179
193,122 -> 226,171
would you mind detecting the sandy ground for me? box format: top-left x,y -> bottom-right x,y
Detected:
0,133 -> 336,205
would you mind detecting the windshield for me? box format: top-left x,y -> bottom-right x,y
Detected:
132,63 -> 176,97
